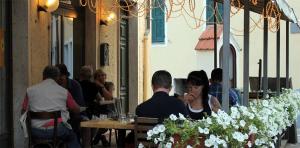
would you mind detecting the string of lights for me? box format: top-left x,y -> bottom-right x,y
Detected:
78,0 -> 282,33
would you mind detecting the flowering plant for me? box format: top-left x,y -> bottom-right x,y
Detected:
146,89 -> 300,148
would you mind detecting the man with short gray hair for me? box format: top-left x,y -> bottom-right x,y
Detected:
21,65 -> 81,148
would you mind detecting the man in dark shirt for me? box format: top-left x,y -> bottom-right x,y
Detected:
136,70 -> 188,121
119,70 -> 188,147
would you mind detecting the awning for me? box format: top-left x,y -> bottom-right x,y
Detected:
195,25 -> 223,51
215,0 -> 299,27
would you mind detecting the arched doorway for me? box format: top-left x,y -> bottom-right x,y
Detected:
219,45 -> 237,87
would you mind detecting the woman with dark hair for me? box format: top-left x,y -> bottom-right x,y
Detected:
184,70 -> 221,120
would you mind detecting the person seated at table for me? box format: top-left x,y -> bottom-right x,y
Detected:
56,64 -> 85,145
184,70 -> 221,120
136,70 -> 189,120
118,70 -> 189,147
104,82 -> 117,112
209,68 -> 239,107
78,66 -> 110,146
91,69 -> 114,146
79,66 -> 101,118
21,66 -> 81,148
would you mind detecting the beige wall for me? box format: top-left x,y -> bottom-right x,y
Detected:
12,0 -> 51,147
150,1 -> 207,96
29,0 -> 50,85
98,0 -> 119,97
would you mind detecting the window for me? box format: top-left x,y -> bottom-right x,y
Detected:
152,0 -> 165,43
206,0 -> 223,25
290,23 -> 300,34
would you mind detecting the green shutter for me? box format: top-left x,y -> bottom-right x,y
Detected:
152,0 -> 165,43
206,0 -> 223,25
206,0 -> 214,25
217,3 -> 223,23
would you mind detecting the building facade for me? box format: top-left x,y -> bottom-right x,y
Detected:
0,0 -> 150,147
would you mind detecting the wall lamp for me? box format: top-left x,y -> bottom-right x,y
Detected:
100,11 -> 116,26
38,0 -> 59,12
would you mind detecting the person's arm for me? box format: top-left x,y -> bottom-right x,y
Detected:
95,81 -> 113,100
21,93 -> 29,114
210,96 -> 221,113
229,89 -> 239,106
66,92 -> 80,113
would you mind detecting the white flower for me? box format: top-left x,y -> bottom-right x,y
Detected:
147,130 -> 153,139
138,143 -> 144,148
232,132 -> 247,142
153,127 -> 159,134
198,127 -> 209,134
240,120 -> 246,127
179,113 -> 186,120
169,114 -> 177,121
262,100 -> 269,107
186,145 -> 192,148
249,125 -> 258,134
165,142 -> 172,148
154,138 -> 158,144
247,141 -> 252,147
206,117 -> 212,124
169,137 -> 174,143
157,124 -> 165,133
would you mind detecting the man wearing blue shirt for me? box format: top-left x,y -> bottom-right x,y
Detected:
209,68 -> 239,106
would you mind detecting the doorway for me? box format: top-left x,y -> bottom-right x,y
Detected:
51,15 -> 74,78
219,45 -> 237,87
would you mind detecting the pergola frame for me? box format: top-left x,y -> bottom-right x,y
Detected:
213,0 -> 299,143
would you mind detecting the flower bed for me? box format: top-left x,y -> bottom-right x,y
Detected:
146,89 -> 300,148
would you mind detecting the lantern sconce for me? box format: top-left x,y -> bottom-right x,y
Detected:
38,0 -> 59,12
100,11 -> 116,26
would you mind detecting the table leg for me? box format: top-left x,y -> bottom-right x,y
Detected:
82,127 -> 91,148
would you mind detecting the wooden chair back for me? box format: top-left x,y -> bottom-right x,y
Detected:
27,111 -> 61,148
134,117 -> 159,148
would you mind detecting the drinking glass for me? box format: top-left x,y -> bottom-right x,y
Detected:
127,113 -> 135,123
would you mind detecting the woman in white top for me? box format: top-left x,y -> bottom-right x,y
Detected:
184,70 -> 221,120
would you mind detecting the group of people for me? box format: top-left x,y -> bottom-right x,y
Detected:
21,64 -> 239,148
137,68 -> 239,122
21,65 -> 115,147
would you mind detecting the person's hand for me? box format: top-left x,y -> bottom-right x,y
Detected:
184,93 -> 196,103
95,80 -> 104,88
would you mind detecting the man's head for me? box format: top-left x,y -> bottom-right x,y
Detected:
55,64 -> 70,86
211,68 -> 222,83
43,66 -> 60,81
80,66 -> 93,81
151,70 -> 172,91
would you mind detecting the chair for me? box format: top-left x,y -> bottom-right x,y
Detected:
134,117 -> 159,148
27,111 -> 64,148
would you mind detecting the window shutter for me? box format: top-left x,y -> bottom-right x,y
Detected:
206,0 -> 223,25
152,0 -> 165,43
217,3 -> 223,23
206,0 -> 214,25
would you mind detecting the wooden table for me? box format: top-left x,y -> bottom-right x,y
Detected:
80,119 -> 134,148
80,119 -> 134,129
